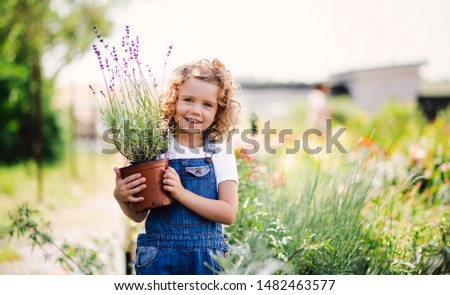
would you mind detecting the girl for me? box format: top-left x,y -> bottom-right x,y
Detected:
113,59 -> 240,275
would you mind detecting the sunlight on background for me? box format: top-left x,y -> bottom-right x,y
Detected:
2,0 -> 449,277
55,0 -> 450,87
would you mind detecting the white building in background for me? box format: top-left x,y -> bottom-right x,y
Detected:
329,62 -> 424,114
238,82 -> 310,120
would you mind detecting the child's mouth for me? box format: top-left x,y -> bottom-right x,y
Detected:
185,118 -> 201,124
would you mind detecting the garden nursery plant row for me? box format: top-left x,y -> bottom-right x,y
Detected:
0,99 -> 449,275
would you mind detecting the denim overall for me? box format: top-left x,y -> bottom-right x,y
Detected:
134,141 -> 229,275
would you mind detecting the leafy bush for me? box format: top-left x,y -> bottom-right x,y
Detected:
363,101 -> 427,154
4,203 -> 112,274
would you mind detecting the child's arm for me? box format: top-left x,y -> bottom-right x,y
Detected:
113,167 -> 149,223
163,167 -> 238,225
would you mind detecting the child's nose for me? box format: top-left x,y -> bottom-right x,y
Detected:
190,103 -> 201,115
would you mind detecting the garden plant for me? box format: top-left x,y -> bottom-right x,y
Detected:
89,26 -> 173,212
0,91 -> 448,275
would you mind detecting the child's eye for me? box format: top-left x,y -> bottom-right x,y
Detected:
204,103 -> 213,108
183,98 -> 192,102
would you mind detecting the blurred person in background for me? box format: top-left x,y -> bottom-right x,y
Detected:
306,82 -> 331,134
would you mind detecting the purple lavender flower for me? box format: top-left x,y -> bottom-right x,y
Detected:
89,84 -> 95,95
90,25 -> 172,162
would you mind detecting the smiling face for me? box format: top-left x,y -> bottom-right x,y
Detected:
174,77 -> 219,146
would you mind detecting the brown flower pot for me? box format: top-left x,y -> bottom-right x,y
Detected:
120,158 -> 172,212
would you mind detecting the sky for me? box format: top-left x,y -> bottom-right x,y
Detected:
55,0 -> 450,87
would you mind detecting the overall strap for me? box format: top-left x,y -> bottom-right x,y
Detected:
203,136 -> 217,163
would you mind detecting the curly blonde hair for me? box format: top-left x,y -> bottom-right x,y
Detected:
161,58 -> 240,142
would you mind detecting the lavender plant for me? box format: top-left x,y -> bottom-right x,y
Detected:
90,26 -> 171,163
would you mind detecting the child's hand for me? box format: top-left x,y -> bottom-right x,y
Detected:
113,167 -> 146,203
163,167 -> 186,200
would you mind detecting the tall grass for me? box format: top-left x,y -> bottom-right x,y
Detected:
268,154 -> 378,274
222,101 -> 449,275
222,153 -> 377,274
223,151 -> 448,275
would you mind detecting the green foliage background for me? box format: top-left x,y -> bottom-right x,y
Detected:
221,101 -> 449,275
0,0 -> 114,165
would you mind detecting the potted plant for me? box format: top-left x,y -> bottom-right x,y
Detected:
89,26 -> 172,212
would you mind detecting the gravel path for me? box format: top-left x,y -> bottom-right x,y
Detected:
0,191 -> 129,275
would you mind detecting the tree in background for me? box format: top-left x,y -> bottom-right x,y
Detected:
0,0 -> 116,201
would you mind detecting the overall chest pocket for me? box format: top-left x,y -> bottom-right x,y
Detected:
185,166 -> 210,177
165,165 -> 213,226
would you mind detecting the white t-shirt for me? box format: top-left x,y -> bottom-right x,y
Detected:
165,136 -> 239,188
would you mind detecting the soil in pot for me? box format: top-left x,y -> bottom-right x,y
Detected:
120,158 -> 172,212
